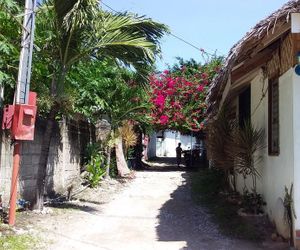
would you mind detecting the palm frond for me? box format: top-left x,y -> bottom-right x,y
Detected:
92,11 -> 169,73
231,120 -> 265,180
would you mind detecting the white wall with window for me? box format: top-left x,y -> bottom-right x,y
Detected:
234,68 -> 295,238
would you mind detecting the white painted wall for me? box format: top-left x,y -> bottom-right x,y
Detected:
293,70 -> 300,232
147,130 -> 196,157
235,69 -> 294,238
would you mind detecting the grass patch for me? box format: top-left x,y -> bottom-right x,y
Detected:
0,234 -> 39,250
191,169 -> 263,241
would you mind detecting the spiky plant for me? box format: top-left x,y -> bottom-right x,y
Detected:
206,105 -> 237,190
120,121 -> 137,159
284,183 -> 296,247
230,120 -> 265,193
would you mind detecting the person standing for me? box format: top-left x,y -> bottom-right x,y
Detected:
176,143 -> 183,167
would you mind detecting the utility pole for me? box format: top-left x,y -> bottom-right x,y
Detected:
8,0 -> 37,226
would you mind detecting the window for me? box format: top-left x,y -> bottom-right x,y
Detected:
268,78 -> 279,155
239,86 -> 251,127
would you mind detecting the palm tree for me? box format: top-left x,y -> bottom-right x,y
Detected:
71,59 -> 152,178
33,0 -> 169,209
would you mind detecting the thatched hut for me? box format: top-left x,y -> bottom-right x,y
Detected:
207,0 -> 300,245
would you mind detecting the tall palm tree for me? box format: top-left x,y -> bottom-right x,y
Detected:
33,0 -> 169,209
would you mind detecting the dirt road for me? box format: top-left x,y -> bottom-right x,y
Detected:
31,161 -> 288,250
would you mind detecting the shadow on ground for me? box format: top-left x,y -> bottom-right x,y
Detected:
155,172 -> 232,250
46,202 -> 99,214
153,158 -> 288,250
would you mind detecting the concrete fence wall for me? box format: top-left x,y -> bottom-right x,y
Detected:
0,117 -> 95,205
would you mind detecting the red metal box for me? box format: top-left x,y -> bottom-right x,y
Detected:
12,104 -> 37,140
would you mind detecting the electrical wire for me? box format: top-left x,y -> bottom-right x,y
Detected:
101,1 -> 217,57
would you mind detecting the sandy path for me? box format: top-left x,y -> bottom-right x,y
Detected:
38,169 -> 287,250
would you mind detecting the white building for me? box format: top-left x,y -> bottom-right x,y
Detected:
207,2 -> 300,246
147,130 -> 196,158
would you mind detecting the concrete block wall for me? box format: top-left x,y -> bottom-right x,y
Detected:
0,117 -> 94,205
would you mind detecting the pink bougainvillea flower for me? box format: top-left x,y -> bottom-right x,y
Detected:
163,70 -> 169,75
159,115 -> 169,125
153,89 -> 161,95
154,94 -> 165,107
167,79 -> 175,88
165,89 -> 175,95
185,81 -> 192,87
174,102 -> 182,109
197,84 -> 204,92
155,81 -> 163,88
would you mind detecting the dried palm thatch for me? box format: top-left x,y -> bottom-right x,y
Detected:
207,0 -> 300,116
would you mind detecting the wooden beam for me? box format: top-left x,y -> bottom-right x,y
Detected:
262,22 -> 291,47
231,69 -> 261,91
247,22 -> 290,58
231,46 -> 275,83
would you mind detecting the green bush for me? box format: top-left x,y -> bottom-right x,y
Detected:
84,143 -> 102,165
85,153 -> 106,188
241,191 -> 266,214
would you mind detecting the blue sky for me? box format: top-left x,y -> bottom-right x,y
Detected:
102,0 -> 289,69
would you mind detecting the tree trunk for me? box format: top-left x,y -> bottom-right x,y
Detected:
115,134 -> 131,177
105,145 -> 112,179
134,129 -> 143,169
33,107 -> 57,210
33,68 -> 66,209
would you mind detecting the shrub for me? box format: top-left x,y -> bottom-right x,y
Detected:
241,191 -> 266,214
85,152 -> 106,188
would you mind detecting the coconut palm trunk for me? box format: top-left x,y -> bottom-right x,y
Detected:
34,106 -> 57,209
115,134 -> 131,176
34,70 -> 65,209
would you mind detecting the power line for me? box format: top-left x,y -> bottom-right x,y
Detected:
168,33 -> 214,55
101,1 -> 217,57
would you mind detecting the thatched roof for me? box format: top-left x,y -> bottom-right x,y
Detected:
207,0 -> 300,116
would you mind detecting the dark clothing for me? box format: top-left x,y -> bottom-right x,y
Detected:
176,146 -> 183,166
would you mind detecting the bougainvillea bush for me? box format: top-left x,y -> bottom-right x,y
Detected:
149,57 -> 223,133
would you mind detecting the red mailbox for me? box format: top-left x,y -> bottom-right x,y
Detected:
12,104 -> 37,140
2,92 -> 38,141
